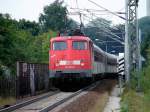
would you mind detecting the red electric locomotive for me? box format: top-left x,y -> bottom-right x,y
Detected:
49,36 -> 93,78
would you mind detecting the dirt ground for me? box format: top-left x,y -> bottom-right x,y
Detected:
0,97 -> 16,107
57,79 -> 117,112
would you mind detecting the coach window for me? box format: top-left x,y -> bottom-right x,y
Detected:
73,41 -> 87,50
53,41 -> 67,50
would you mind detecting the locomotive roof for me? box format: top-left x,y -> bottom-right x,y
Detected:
50,36 -> 91,42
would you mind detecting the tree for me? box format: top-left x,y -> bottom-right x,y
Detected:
39,0 -> 67,32
29,30 -> 57,63
66,18 -> 78,30
139,16 -> 150,38
18,19 -> 40,36
84,17 -> 124,54
0,13 -> 36,74
139,16 -> 150,58
0,14 -> 18,67
85,18 -> 112,41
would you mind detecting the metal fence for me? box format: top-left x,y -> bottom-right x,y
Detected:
0,62 -> 49,99
17,62 -> 49,97
0,75 -> 16,97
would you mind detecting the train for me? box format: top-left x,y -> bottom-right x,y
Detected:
49,34 -> 118,82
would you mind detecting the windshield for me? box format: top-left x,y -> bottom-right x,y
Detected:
53,41 -> 67,50
73,41 -> 87,50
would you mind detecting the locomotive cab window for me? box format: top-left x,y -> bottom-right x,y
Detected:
53,41 -> 67,50
73,41 -> 87,50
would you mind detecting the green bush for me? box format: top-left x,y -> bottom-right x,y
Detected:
121,89 -> 144,112
121,63 -> 150,112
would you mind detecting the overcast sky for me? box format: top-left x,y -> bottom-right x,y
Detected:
0,0 -> 146,24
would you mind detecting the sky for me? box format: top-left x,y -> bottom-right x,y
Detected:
0,0 -> 146,24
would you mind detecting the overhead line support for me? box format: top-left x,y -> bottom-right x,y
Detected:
125,0 -> 139,86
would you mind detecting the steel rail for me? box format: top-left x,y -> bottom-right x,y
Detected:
39,81 -> 100,112
0,90 -> 60,112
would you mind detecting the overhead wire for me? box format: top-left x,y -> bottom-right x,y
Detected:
82,14 -> 124,44
87,0 -> 126,20
91,12 -> 122,32
68,10 -> 124,42
68,0 -> 124,44
70,8 -> 125,15
81,9 -> 124,39
70,7 -> 124,32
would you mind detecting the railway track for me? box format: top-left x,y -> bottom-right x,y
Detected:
0,91 -> 60,112
0,81 -> 100,112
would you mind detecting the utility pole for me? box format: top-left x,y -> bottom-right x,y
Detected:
125,0 -> 130,84
147,0 -> 150,16
125,0 -> 139,85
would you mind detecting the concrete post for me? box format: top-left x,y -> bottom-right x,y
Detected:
125,0 -> 130,84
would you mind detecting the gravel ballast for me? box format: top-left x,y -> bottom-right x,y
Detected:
52,79 -> 117,112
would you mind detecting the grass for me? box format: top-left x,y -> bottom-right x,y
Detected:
121,65 -> 150,112
0,97 -> 16,107
121,89 -> 144,112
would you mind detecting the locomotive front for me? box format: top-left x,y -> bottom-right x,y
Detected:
49,36 -> 93,79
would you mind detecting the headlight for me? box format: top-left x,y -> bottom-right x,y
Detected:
81,63 -> 84,66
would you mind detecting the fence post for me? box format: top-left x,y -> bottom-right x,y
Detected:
16,61 -> 20,98
44,71 -> 49,91
30,64 -> 35,96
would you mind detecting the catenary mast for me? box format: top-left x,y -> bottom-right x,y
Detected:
147,0 -> 150,16
125,0 -> 139,86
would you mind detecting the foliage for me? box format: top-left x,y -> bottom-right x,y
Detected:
139,16 -> 150,58
29,31 -> 57,63
139,16 -> 150,38
39,0 -> 77,32
121,89 -> 144,112
0,14 -> 24,68
66,18 -> 79,30
39,0 -> 78,32
18,19 -> 41,36
141,33 -> 150,58
85,18 -> 112,41
121,66 -> 150,112
0,13 -> 57,75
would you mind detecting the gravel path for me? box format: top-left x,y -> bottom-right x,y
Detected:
103,85 -> 122,112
